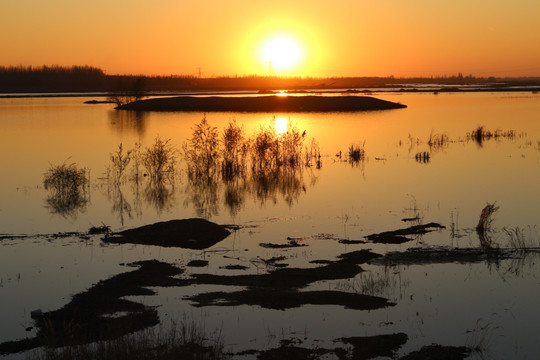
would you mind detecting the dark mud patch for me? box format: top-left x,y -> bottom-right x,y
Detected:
181,249 -> 385,310
310,259 -> 333,264
0,260 -> 183,355
262,255 -> 287,264
104,218 -> 230,249
187,259 -> 209,267
399,344 -> 470,360
254,345 -> 335,360
221,264 -> 249,270
242,332 -> 408,360
370,246 -> 514,266
338,249 -> 384,265
186,288 -> 394,310
340,333 -> 408,359
190,249 -> 382,290
366,222 -> 446,244
339,239 -> 367,245
260,239 -> 308,248
118,95 -> 407,112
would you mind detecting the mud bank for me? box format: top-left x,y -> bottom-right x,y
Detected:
117,95 -> 407,112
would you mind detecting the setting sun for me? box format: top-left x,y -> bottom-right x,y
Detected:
259,34 -> 303,74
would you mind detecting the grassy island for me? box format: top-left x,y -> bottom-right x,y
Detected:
117,95 -> 407,112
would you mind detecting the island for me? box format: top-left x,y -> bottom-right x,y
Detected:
117,95 -> 407,112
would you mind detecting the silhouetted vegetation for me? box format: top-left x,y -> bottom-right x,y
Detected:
467,126 -> 517,147
348,142 -> 367,164
102,138 -> 179,217
43,162 -> 90,219
0,65 -> 107,93
3,65 -> 540,94
181,116 -> 316,217
107,77 -> 148,106
427,131 -> 450,151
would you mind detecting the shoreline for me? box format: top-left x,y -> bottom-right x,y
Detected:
1,85 -> 539,99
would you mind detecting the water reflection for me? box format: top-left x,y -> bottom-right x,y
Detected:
105,185 -> 133,226
108,110 -> 147,136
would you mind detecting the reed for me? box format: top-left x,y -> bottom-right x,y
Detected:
468,126 -> 517,146
31,318 -> 225,360
348,141 -> 366,163
427,130 -> 449,151
43,163 -> 90,218
142,136 -> 178,183
476,202 -> 499,233
108,143 -> 132,184
221,119 -> 249,181
185,116 -> 220,179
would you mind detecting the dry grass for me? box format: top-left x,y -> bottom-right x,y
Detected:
348,141 -> 366,163
142,136 -> 178,183
108,143 -> 132,184
30,318 -> 225,360
185,116 -> 220,179
221,119 -> 249,180
476,202 -> 499,233
43,162 -> 90,218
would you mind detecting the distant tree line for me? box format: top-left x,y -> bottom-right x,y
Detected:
1,65 -> 539,94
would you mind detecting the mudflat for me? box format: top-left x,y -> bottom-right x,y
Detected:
117,95 -> 407,112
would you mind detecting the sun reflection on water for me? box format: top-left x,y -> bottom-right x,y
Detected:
274,117 -> 288,136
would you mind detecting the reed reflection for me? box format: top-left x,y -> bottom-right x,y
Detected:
98,116 -> 320,220
183,116 -> 320,217
108,109 -> 148,136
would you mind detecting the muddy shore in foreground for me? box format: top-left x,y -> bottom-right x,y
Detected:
2,218 -> 509,359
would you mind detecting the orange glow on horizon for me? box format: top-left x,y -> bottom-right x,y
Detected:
1,1 -> 540,78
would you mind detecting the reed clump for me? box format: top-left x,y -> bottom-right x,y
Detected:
142,136 -> 178,183
504,226 -> 540,250
103,138 -> 178,216
182,116 -> 313,214
108,143 -> 132,184
43,162 -> 90,218
476,202 -> 499,233
221,119 -> 249,180
468,126 -> 516,146
305,138 -> 322,169
476,202 -> 501,255
348,141 -> 366,163
185,116 -> 220,180
427,131 -> 449,151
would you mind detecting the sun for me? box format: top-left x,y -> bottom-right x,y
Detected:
260,34 -> 303,74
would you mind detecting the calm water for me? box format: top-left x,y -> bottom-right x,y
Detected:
1,92 -> 539,358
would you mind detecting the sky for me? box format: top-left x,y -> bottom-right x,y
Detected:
1,0 -> 540,78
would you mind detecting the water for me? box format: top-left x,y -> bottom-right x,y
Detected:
1,92 -> 539,358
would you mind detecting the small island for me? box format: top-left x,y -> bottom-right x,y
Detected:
117,95 -> 406,112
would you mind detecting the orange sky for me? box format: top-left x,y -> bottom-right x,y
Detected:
1,0 -> 540,77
